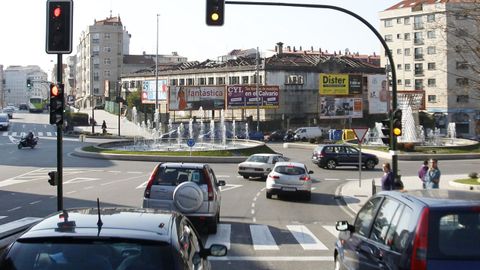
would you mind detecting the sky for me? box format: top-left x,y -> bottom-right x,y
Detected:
0,0 -> 400,75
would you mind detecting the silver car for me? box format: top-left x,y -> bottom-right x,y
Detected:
142,162 -> 225,234
238,153 -> 287,180
265,161 -> 313,201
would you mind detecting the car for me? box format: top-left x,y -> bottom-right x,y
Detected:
0,113 -> 9,131
311,144 -> 379,170
238,153 -> 287,180
265,130 -> 286,142
142,162 -> 225,234
19,103 -> 28,110
2,107 -> 14,119
265,161 -> 313,201
0,207 -> 227,270
334,190 -> 480,270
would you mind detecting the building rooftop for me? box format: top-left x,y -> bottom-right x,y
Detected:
385,0 -> 470,11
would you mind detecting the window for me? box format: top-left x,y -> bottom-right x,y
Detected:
428,62 -> 436,70
397,79 -> 403,85
404,33 -> 411,40
404,48 -> 411,56
428,78 -> 436,87
397,49 -> 402,55
104,33 -> 111,39
415,63 -> 424,75
198,78 -> 206,85
427,14 -> 435,22
457,95 -> 469,103
104,70 -> 110,77
354,197 -> 383,237
384,19 -> 393,27
397,64 -> 402,70
414,47 -> 423,60
385,35 -> 393,42
404,17 -> 410,25
428,95 -> 437,102
170,79 -> 178,86
103,46 -> 111,53
427,30 -> 436,39
405,79 -> 412,87
414,32 -> 423,44
405,64 -> 411,71
427,46 -> 436,55
456,61 -> 468,69
415,79 -> 424,89
179,79 -> 185,86
370,198 -> 401,244
229,76 -> 239,84
242,76 -> 249,84
104,58 -> 111,65
216,77 -> 225,85
187,78 -> 194,85
389,207 -> 413,252
397,18 -> 402,24
414,16 -> 424,29
397,33 -> 402,39
208,77 -> 214,85
456,78 -> 469,86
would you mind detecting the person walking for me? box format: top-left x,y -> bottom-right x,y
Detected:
425,159 -> 441,189
101,120 -> 107,135
381,162 -> 394,191
418,160 -> 429,189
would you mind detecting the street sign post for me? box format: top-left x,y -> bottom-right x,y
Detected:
187,138 -> 195,156
352,127 -> 369,188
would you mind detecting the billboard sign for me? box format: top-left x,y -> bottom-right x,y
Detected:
142,79 -> 168,104
348,75 -> 363,94
320,97 -> 363,119
226,85 -> 279,109
367,75 -> 389,114
168,86 -> 225,111
319,73 -> 349,95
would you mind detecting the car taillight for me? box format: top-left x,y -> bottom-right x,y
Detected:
299,175 -> 310,181
269,175 -> 279,180
204,170 -> 214,201
144,164 -> 160,198
411,207 -> 429,270
319,153 -> 324,158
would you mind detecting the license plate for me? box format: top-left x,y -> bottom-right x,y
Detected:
282,187 -> 296,192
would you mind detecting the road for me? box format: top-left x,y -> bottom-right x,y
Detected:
1,111 -> 479,269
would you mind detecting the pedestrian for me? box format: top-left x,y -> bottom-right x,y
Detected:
101,120 -> 107,135
418,159 -> 429,189
381,162 -> 394,191
425,159 -> 441,189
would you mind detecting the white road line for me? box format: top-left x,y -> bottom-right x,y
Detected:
108,171 -> 121,173
126,171 -> 143,174
38,132 -> 44,137
12,132 -> 17,136
0,217 -> 43,235
205,224 -> 231,249
322,225 -> 339,238
287,225 -> 328,250
46,132 -> 52,136
250,225 -> 279,250
66,191 -> 77,195
1,132 -> 7,136
7,207 -> 21,212
220,184 -> 242,192
346,178 -> 360,181
216,175 -> 230,178
251,203 -> 255,208
0,216 -> 7,220
29,200 -> 42,205
210,256 -> 333,261
136,180 -> 149,189
324,178 -> 340,181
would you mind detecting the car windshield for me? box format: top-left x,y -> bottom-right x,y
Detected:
247,155 -> 270,163
274,165 -> 306,175
0,116 -> 7,121
0,238 -> 179,270
154,166 -> 206,186
431,209 -> 480,259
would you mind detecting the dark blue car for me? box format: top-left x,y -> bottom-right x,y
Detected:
334,190 -> 480,270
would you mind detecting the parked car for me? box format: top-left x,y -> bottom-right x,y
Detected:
238,153 -> 287,180
293,127 -> 324,141
265,130 -> 286,142
311,144 -> 378,170
265,161 -> 313,201
0,207 -> 227,270
2,107 -> 14,119
334,190 -> 480,270
142,162 -> 225,234
236,131 -> 264,141
0,113 -> 9,131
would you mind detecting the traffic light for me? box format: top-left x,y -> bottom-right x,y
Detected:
392,109 -> 402,137
206,0 -> 224,26
26,79 -> 32,89
380,118 -> 391,146
48,171 -> 58,186
50,83 -> 64,125
46,0 -> 73,54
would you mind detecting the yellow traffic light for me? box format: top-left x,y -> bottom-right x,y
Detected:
393,127 -> 402,136
211,12 -> 219,22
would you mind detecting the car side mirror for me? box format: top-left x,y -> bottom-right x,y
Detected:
218,180 -> 226,186
336,220 -> 353,232
202,244 -> 227,258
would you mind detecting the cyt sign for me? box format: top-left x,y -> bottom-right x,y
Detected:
46,0 -> 73,54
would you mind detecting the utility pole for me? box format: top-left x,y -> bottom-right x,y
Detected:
255,47 -> 260,132
155,14 -> 160,120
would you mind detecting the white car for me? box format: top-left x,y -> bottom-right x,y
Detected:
238,153 -> 287,180
266,161 -> 313,201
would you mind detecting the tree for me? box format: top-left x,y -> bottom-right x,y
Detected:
126,89 -> 141,110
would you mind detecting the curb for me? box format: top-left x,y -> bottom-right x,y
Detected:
448,180 -> 480,191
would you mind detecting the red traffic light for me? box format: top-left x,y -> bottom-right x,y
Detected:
51,84 -> 60,96
53,6 -> 62,17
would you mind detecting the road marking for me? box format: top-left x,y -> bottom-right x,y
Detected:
136,180 -> 149,189
287,225 -> 328,250
0,217 -> 43,235
108,171 -> 121,173
7,207 -> 21,212
127,171 -> 143,174
322,225 -> 339,238
46,132 -> 52,136
29,200 -> 41,205
324,178 -> 340,181
12,132 -> 17,136
0,216 -> 6,220
250,225 -> 279,250
205,224 -> 231,249
216,175 -> 230,178
210,256 -> 333,261
64,177 -> 100,184
220,184 -> 242,192
38,132 -> 44,137
66,191 -> 77,195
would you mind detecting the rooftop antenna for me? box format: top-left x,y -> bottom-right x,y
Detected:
96,198 -> 103,236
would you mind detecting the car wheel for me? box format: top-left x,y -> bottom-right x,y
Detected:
326,159 -> 337,169
242,175 -> 249,180
266,192 -> 272,199
365,159 -> 376,170
304,192 -> 311,201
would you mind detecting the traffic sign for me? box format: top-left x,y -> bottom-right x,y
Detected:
187,138 -> 195,147
352,128 -> 368,143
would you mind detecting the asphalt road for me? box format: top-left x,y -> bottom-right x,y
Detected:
1,111 -> 480,269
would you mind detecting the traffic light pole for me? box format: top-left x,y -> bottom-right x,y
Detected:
56,53 -> 63,211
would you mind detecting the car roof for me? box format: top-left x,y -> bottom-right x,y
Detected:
379,190 -> 480,208
274,161 -> 306,167
0,113 -> 8,117
160,162 -> 206,169
20,208 -> 176,242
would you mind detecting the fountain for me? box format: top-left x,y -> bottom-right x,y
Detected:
245,123 -> 249,140
210,120 -> 215,146
189,118 -> 194,139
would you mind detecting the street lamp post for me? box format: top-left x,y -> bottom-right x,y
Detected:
255,47 -> 260,132
155,14 -> 160,124
91,55 -> 95,134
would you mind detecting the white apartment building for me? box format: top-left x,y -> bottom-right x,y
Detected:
379,0 -> 480,137
4,66 -> 48,106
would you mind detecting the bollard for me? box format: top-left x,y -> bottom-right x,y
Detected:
372,179 -> 376,196
79,134 -> 85,142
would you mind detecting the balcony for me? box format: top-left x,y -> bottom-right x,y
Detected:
414,38 -> 424,45
414,54 -> 424,60
414,69 -> 424,76
414,22 -> 424,30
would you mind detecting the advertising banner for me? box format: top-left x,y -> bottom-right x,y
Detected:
226,85 -> 279,109
142,79 -> 168,104
168,86 -> 225,111
348,75 -> 363,94
367,75 -> 389,114
320,97 -> 363,119
319,73 -> 349,95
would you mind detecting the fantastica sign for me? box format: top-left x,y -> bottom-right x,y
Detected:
168,86 -> 225,111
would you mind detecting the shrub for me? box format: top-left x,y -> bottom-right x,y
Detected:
468,172 -> 478,179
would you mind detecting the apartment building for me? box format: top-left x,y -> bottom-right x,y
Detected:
4,66 -> 47,106
380,0 -> 480,137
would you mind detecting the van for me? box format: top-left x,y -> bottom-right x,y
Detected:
293,127 -> 325,141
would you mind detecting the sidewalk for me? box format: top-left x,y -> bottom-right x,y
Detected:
339,174 -> 480,215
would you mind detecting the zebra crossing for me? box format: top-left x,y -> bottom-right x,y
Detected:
1,131 -> 57,137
